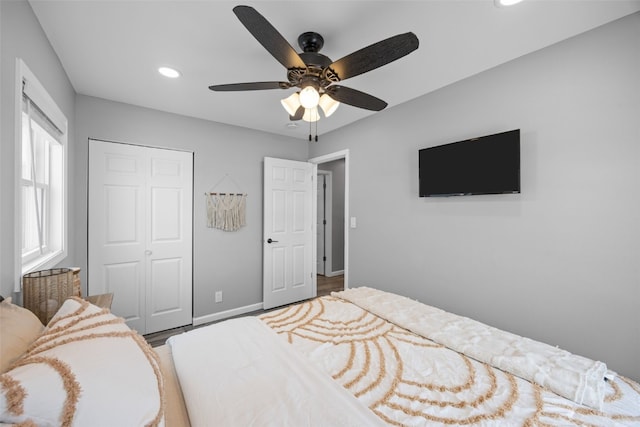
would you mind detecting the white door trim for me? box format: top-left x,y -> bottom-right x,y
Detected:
317,170 -> 333,277
308,150 -> 349,290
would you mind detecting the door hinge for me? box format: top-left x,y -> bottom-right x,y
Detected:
323,219 -> 327,225
323,256 -> 327,262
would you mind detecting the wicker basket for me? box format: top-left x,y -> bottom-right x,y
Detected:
23,268 -> 81,325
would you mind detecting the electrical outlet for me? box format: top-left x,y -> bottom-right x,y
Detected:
215,291 -> 223,303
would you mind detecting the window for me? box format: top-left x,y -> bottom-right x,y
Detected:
17,59 -> 68,280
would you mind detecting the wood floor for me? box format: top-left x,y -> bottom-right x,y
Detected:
317,274 -> 344,297
144,275 -> 344,347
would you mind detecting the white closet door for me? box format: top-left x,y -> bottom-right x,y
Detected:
89,140 -> 193,334
145,149 -> 193,333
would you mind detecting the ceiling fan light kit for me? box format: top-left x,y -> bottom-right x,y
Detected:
208,5 -> 419,139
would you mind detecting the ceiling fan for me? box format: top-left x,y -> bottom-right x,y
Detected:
209,5 -> 419,129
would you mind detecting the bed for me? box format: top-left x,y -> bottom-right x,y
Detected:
1,288 -> 639,426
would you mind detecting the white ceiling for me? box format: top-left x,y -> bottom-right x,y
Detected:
29,0 -> 640,140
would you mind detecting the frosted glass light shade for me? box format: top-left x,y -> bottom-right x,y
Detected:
318,94 -> 340,117
302,107 -> 320,122
280,92 -> 301,116
299,86 -> 320,109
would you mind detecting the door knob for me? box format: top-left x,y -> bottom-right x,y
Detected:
267,238 -> 278,244
145,250 -> 153,255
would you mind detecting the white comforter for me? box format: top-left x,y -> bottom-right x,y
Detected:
167,316 -> 385,427
262,291 -> 640,426
335,287 -> 609,409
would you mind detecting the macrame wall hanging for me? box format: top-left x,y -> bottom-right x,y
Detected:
205,174 -> 247,232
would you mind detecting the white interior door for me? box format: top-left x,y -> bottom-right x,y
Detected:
89,140 -> 193,334
263,157 -> 315,310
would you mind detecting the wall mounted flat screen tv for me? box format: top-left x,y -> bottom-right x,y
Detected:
419,129 -> 520,197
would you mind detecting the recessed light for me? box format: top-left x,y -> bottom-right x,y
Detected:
494,0 -> 523,7
158,66 -> 181,78
286,122 -> 298,129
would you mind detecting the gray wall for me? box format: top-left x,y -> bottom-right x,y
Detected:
74,96 -> 307,318
310,13 -> 640,381
0,0 -> 77,298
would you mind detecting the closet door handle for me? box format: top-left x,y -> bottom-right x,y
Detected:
267,238 -> 278,244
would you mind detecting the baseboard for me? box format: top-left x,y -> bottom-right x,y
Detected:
193,302 -> 264,327
325,270 -> 344,278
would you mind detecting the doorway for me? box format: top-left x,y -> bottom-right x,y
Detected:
261,152 -> 348,309
309,150 -> 349,292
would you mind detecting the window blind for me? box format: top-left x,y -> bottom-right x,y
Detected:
22,78 -> 66,136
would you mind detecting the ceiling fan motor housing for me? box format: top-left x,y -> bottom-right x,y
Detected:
291,32 -> 337,89
298,31 -> 324,52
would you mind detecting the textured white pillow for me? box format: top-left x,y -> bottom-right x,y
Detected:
0,297 -> 164,426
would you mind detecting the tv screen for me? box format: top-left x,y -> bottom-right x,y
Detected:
419,129 -> 520,197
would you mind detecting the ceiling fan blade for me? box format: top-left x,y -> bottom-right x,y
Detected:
323,32 -> 419,81
290,106 -> 304,121
208,81 -> 291,91
233,5 -> 307,71
325,86 -> 388,111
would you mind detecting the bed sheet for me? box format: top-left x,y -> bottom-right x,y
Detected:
167,316 -> 385,427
